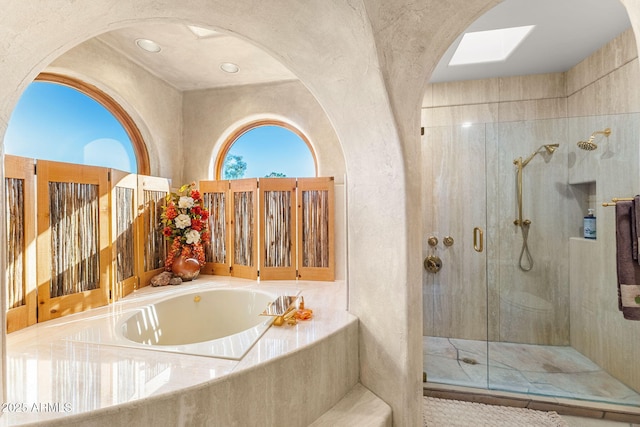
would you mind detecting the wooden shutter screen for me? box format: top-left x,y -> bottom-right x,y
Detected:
297,177 -> 335,281
36,160 -> 110,321
111,170 -> 139,300
230,179 -> 258,280
201,180 -> 232,275
259,178 -> 297,280
5,155 -> 36,332
136,175 -> 170,287
200,177 -> 334,281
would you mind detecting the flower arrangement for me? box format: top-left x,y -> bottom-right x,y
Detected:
161,182 -> 210,270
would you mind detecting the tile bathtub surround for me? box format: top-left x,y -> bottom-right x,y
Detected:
1,277 -> 357,426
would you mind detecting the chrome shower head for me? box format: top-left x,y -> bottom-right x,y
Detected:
577,128 -> 611,151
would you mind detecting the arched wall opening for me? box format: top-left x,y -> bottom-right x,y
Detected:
0,3 -> 412,422
0,1 -> 527,424
420,0 -> 640,408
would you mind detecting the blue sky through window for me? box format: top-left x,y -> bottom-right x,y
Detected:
4,82 -> 137,173
224,125 -> 315,178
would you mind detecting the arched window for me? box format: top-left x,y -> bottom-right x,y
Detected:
216,121 -> 316,180
4,73 -> 149,174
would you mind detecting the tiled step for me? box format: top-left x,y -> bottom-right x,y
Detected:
309,383 -> 392,427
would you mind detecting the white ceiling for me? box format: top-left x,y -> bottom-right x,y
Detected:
97,24 -> 298,91
96,0 -> 632,90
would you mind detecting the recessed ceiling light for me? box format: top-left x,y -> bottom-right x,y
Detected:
187,25 -> 219,39
220,62 -> 240,74
449,25 -> 535,66
135,38 -> 162,53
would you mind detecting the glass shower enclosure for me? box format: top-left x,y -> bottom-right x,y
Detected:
422,113 -> 640,407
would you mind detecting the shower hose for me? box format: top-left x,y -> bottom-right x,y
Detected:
518,222 -> 534,271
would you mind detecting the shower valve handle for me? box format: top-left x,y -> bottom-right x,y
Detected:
424,255 -> 442,273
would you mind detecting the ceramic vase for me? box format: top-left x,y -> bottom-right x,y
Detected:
171,253 -> 201,281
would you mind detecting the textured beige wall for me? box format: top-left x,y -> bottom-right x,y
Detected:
183,81 -> 348,279
182,81 -> 345,183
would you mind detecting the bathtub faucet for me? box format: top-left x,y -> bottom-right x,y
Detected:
261,295 -> 299,326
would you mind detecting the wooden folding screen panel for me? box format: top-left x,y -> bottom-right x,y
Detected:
5,155 -> 36,332
200,177 -> 334,281
111,170 -> 139,301
200,180 -> 231,276
36,160 -> 110,321
136,175 -> 170,287
297,177 -> 335,281
259,178 -> 297,280
230,179 -> 258,280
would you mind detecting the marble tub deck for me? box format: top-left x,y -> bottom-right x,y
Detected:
424,336 -> 640,407
1,276 -> 352,426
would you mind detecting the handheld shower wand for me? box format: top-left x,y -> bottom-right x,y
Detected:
513,143 -> 560,271
514,143 -> 560,225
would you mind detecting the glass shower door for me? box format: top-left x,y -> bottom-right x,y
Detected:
422,123 -> 490,388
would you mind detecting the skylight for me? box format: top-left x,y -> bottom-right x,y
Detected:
449,25 -> 535,66
187,25 -> 219,39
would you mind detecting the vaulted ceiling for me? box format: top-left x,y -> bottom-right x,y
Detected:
97,0 -> 631,90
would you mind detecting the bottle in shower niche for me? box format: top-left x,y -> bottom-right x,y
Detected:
584,209 -> 596,239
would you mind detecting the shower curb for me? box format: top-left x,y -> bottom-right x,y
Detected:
424,382 -> 640,424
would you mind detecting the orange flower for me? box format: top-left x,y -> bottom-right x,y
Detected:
165,203 -> 178,220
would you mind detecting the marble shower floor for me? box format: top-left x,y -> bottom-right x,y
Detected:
424,336 -> 640,407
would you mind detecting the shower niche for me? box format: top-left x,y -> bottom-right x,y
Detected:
569,181 -> 597,240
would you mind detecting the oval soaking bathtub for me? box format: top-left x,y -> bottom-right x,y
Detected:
118,288 -> 278,360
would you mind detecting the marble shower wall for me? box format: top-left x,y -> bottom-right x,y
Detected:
422,26 -> 640,368
566,27 -> 640,393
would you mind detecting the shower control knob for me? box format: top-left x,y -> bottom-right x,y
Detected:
424,255 -> 442,273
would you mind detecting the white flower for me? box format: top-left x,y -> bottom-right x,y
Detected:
178,196 -> 194,209
185,229 -> 201,244
175,214 -> 191,229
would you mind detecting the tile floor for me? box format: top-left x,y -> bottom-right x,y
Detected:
562,415 -> 638,426
424,336 -> 640,407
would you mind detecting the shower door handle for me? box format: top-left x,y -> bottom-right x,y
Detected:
473,227 -> 484,252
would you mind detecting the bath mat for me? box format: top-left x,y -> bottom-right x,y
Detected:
423,397 -> 568,426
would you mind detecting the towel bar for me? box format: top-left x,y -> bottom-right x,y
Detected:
602,197 -> 635,207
